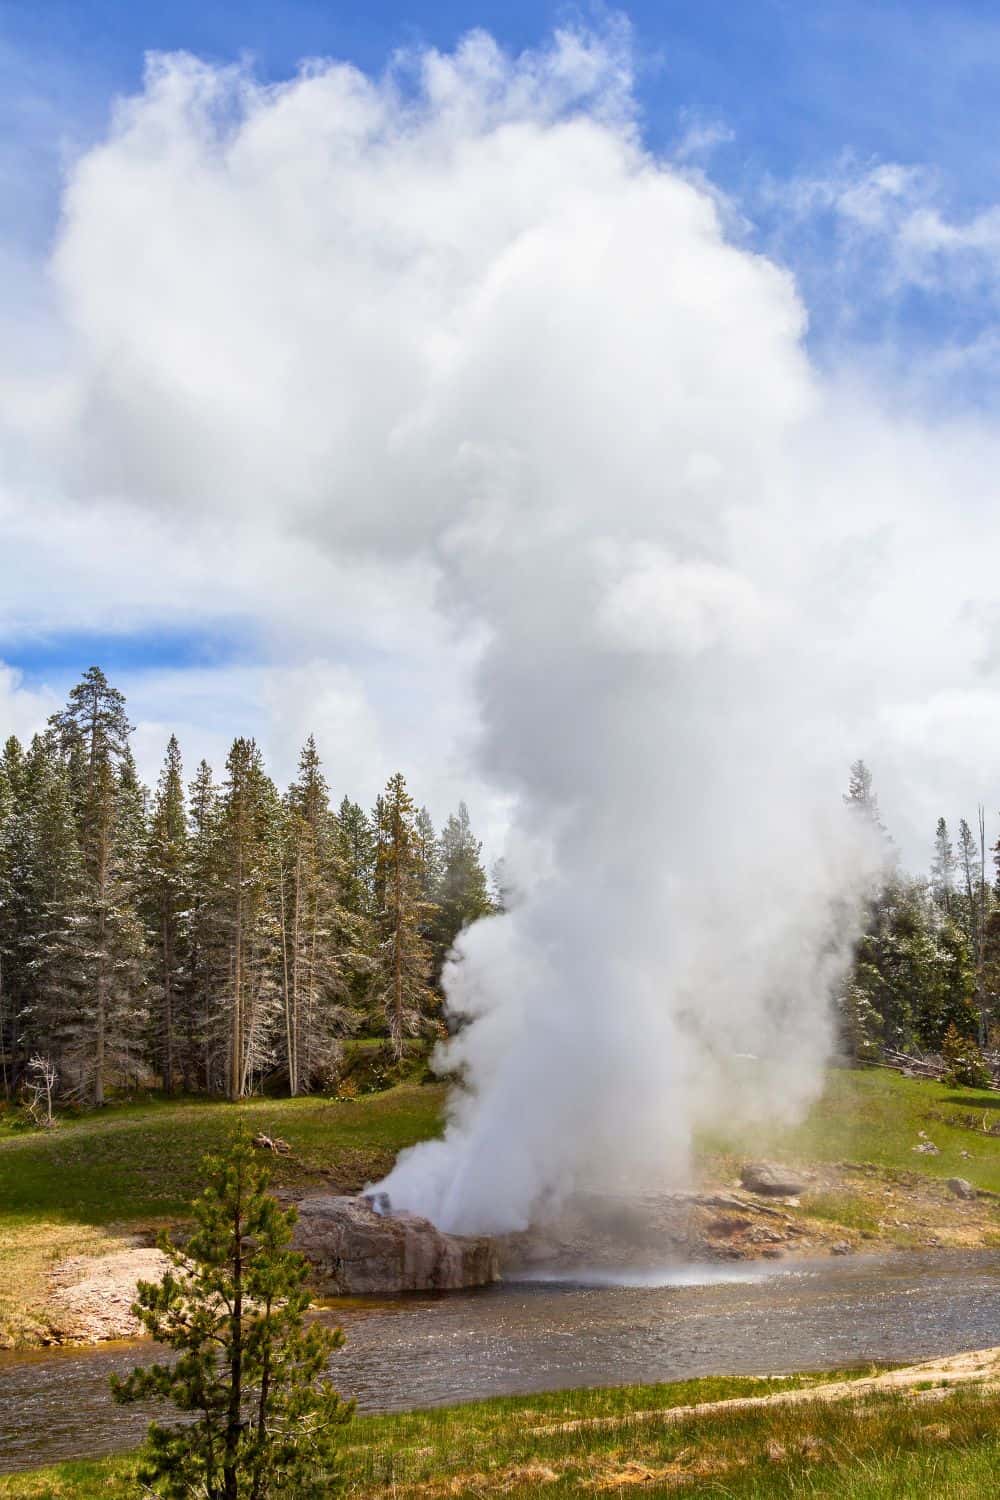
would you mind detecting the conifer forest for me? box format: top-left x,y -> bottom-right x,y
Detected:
0,667 -> 494,1104
0,668 -> 996,1110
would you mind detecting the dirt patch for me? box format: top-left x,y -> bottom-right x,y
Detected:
47,1245 -> 172,1341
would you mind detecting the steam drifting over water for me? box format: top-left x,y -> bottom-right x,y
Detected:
29,21 -> 1000,1233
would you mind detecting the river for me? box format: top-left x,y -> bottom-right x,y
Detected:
2,1250 -> 999,1474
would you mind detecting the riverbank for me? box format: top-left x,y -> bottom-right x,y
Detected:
0,1083 -> 444,1346
1,1068 -> 998,1348
4,1351 -> 1000,1497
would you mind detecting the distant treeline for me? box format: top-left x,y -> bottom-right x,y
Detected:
2,671 -> 993,1109
841,760 -> 996,1085
0,667 -> 495,1104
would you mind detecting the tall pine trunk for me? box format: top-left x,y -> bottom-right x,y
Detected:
162,912 -> 175,1094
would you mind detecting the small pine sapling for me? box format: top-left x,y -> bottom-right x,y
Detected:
941,1023 -> 992,1091
112,1127 -> 352,1498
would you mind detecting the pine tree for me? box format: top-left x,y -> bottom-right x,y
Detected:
50,667 -> 133,797
17,735 -> 88,1086
216,740 -> 281,1100
278,739 -> 358,1094
431,802 -> 492,980
930,817 -> 956,916
112,1128 -> 352,1498
112,749 -> 151,1089
145,737 -> 190,1094
914,922 -> 979,1051
850,877 -> 928,1051
957,817 -> 982,958
843,759 -> 891,849
187,760 -> 223,1091
489,856 -> 512,915
336,798 -> 375,919
0,736 -> 22,1095
372,774 -> 435,1056
413,805 -> 442,976
414,807 -> 441,904
370,793 -> 388,919
49,668 -> 146,1103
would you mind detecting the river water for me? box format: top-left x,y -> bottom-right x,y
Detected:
2,1250 -> 999,1474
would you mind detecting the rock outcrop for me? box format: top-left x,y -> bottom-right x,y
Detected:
739,1163 -> 807,1197
292,1194 -> 500,1295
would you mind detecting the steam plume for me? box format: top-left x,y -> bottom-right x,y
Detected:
32,23 -> 986,1233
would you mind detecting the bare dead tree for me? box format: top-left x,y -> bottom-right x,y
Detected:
24,1054 -> 58,1128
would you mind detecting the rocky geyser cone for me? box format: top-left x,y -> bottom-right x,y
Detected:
292,1195 -> 500,1295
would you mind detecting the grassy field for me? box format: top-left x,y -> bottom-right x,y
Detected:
703,1065 -> 1000,1194
2,1065 -> 999,1345
3,1068 -> 1000,1493
0,1083 -> 444,1346
4,1374 -> 1000,1497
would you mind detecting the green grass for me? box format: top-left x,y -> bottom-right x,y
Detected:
700,1066 -> 1000,1196
4,1375 -> 1000,1497
0,1084 -> 444,1225
0,1084 -> 444,1345
5,1069 -> 1000,1489
3,1065 -> 1000,1346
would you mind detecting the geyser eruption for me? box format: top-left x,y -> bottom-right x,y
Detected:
41,24 -> 920,1235
377,544 -> 882,1233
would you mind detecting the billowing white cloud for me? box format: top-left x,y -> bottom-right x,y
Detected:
6,21 -> 1000,1230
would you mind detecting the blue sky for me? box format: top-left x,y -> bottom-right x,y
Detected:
3,2 -> 1000,857
5,2 -> 1000,221
4,1 -> 1000,366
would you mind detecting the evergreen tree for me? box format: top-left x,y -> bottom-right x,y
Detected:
278,739 -> 358,1093
489,856 -> 512,915
844,759 -> 880,823
843,758 -> 892,852
3,665 -> 504,1096
112,748 -> 152,1088
956,817 -> 982,960
336,798 -> 375,919
187,760 -> 223,1091
414,807 -> 441,905
49,668 -> 146,1103
216,740 -> 281,1100
930,817 -> 956,917
913,922 -> 979,1051
431,802 -> 492,979
372,774 -> 435,1056
17,736 -> 88,1085
145,737 -> 190,1094
0,736 -> 22,1094
49,667 -> 133,801
940,1022 -> 992,1088
850,878 -> 931,1051
370,793 -> 388,920
413,805 -> 442,975
112,1129 -> 352,1498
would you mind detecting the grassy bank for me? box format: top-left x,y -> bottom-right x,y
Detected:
0,1083 -> 444,1346
701,1066 -> 1000,1251
4,1372 -> 1000,1497
703,1065 -> 1000,1193
2,1065 -> 999,1346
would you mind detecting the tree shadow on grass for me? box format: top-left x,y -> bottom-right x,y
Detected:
942,1093 -> 1000,1110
